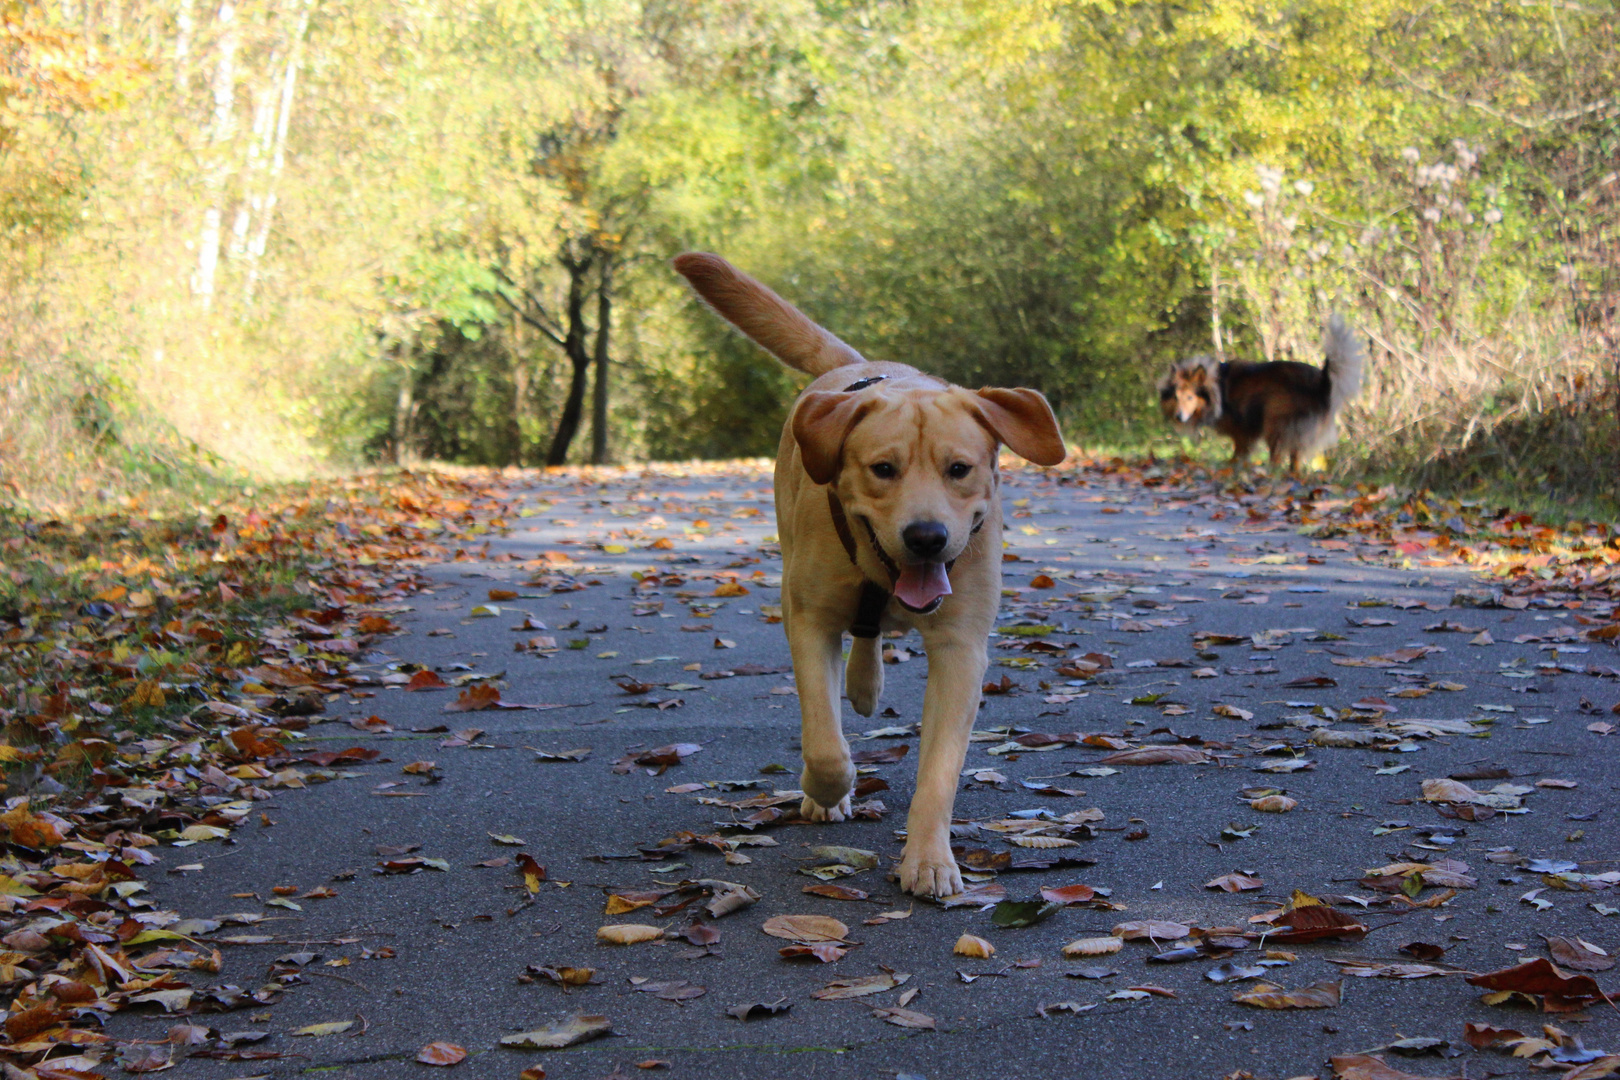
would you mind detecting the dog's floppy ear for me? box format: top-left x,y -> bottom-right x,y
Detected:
973,388 -> 1066,466
792,391 -> 875,485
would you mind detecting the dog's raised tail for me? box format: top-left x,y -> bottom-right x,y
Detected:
1324,313 -> 1366,416
673,252 -> 865,377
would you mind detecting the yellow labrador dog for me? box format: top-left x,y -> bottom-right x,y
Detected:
673,253 -> 1066,898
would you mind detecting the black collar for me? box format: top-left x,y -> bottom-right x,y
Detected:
842,375 -> 889,392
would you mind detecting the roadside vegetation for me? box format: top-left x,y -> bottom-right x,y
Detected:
1,0 -> 1615,515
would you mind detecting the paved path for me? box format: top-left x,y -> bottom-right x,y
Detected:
116,461 -> 1620,1080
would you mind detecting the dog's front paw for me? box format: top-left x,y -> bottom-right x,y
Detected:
800,793 -> 852,822
898,848 -> 964,899
799,759 -> 853,819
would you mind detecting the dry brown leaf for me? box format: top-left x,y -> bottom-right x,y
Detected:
1206,872 -> 1264,892
596,924 -> 663,945
1040,884 -> 1097,905
1097,745 -> 1209,766
1062,936 -> 1123,957
1330,1055 -> 1463,1080
1233,979 -> 1342,1009
871,1005 -> 936,1029
1010,835 -> 1080,849
1544,935 -> 1615,972
760,915 -> 849,943
1466,957 -> 1609,1011
1264,905 -> 1368,944
416,1042 -> 467,1066
1113,920 -> 1192,941
499,1014 -> 612,1049
810,971 -> 909,1000
954,934 -> 994,958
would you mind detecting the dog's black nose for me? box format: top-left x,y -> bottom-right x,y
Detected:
902,521 -> 949,558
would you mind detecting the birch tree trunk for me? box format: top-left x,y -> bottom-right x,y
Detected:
192,0 -> 239,311
230,73 -> 279,262
245,0 -> 312,300
173,0 -> 197,93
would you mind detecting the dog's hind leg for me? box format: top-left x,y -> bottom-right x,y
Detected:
1228,435 -> 1254,468
844,635 -> 883,717
788,619 -> 855,822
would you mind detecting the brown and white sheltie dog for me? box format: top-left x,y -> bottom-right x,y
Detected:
1158,315 -> 1366,473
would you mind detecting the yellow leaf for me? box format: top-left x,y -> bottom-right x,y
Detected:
596,924 -> 662,945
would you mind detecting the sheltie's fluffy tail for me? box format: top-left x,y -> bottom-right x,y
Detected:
1324,314 -> 1365,416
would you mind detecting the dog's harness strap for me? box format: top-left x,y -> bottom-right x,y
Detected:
827,488 -> 892,639
827,488 -> 862,566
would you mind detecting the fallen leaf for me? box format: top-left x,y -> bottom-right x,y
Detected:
811,971 -> 909,1000
1264,905 -> 1368,944
1233,979 -> 1342,1009
761,915 -> 849,943
954,934 -> 995,958
1331,1055 -> 1464,1080
871,1006 -> 935,1029
991,900 -> 1061,927
499,1014 -> 612,1049
727,999 -> 792,1021
596,925 -> 662,945
1543,935 -> 1615,972
1097,746 -> 1209,766
1040,884 -> 1097,905
1113,920 -> 1192,941
416,1042 -> 467,1066
850,743 -> 909,764
406,669 -> 448,691
1206,872 -> 1264,892
1063,937 -> 1123,957
802,883 -> 869,901
445,684 -> 501,712
778,942 -> 848,963
632,978 -> 707,1003
1466,957 -> 1609,1010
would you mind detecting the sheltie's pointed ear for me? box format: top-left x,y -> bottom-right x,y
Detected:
973,388 -> 1066,466
1187,365 -> 1207,385
792,391 -> 877,485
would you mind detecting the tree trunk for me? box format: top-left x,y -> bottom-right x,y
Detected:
245,0 -> 312,300
393,362 -> 415,465
544,255 -> 593,466
173,0 -> 197,93
230,74 -> 279,262
511,355 -> 529,467
193,0 -> 239,311
591,257 -> 613,465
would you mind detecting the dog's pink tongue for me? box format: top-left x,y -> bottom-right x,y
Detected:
894,561 -> 951,609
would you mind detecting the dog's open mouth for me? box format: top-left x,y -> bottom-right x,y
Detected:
894,560 -> 951,613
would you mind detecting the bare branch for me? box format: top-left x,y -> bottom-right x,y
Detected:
490,287 -> 565,348
1376,52 -> 1617,131
489,267 -> 567,346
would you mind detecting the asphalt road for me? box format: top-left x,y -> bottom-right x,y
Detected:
111,460 -> 1620,1080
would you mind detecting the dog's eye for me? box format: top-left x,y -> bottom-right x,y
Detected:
947,462 -> 972,480
870,462 -> 898,480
